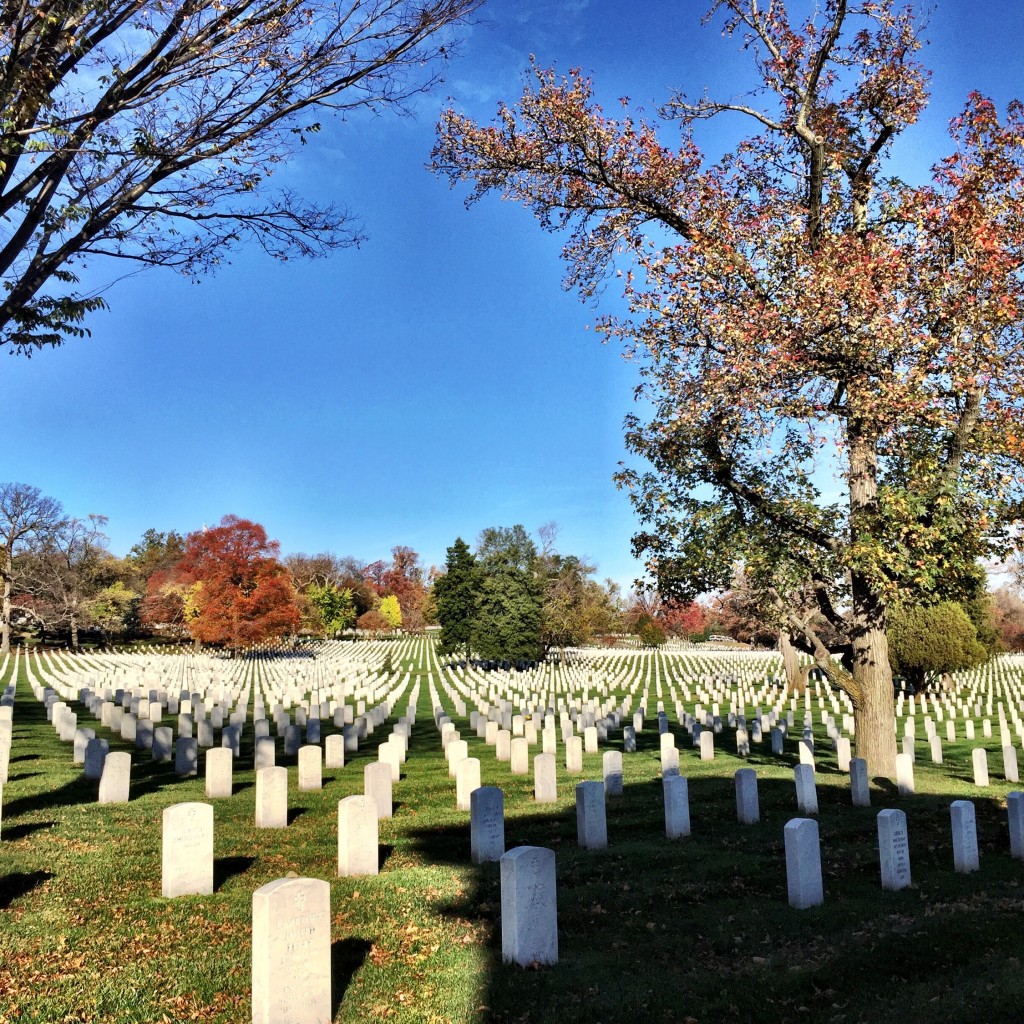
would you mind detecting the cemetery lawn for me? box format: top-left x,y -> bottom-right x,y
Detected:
2,648 -> 1024,1024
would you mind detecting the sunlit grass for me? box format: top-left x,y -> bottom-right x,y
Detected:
2,649 -> 1023,1024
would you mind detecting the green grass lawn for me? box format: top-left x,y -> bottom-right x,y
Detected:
2,649 -> 1024,1024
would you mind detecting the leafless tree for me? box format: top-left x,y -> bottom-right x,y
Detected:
0,482 -> 64,652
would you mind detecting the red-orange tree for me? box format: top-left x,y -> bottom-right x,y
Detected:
434,0 -> 1024,776
155,515 -> 299,648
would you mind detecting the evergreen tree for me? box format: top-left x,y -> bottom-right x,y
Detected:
474,566 -> 544,664
887,603 -> 987,690
434,538 -> 479,660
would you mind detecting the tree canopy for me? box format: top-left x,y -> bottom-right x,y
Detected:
144,514 -> 299,648
0,0 -> 481,353
434,0 -> 1024,776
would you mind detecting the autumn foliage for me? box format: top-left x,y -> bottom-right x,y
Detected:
143,515 -> 298,648
434,1 -> 1024,776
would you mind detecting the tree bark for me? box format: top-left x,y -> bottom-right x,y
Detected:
780,630 -> 803,691
1,556 -> 11,655
846,418 -> 897,778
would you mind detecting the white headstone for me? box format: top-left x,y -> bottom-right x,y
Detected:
98,750 -> 131,804
162,802 -> 214,898
337,794 -> 379,876
850,757 -> 870,807
256,766 -> 288,829
471,786 -> 505,864
324,734 -> 345,770
663,775 -> 691,839
950,799 -> 979,873
789,760 -> 817,814
500,846 -> 558,966
895,752 -> 914,796
735,768 -> 759,824
252,877 -> 331,1024
534,753 -> 557,804
877,808 -> 911,891
1007,791 -> 1024,860
575,781 -> 608,850
456,757 -> 481,812
603,750 -> 623,796
298,745 -> 323,792
785,817 -> 824,909
205,747 -> 233,799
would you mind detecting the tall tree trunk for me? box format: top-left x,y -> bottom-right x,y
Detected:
1,579 -> 10,655
1,547 -> 12,655
70,612 -> 79,650
848,577 -> 896,777
847,417 -> 897,778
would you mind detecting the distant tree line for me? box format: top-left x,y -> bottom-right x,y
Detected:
3,480 -> 1021,673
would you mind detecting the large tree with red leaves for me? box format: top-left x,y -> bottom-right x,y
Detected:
434,1 -> 1024,776
147,515 -> 299,649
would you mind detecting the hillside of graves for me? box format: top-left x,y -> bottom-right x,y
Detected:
2,640 -> 1024,1023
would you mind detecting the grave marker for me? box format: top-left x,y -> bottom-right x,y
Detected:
252,877 -> 331,1024
785,817 -> 823,909
500,847 -> 558,966
471,786 -> 505,864
162,802 -> 214,898
877,808 -> 911,891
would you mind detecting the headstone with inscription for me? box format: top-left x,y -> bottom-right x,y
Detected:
603,750 -> 623,796
252,876 -> 331,1024
471,786 -> 505,864
162,802 -> 214,898
877,808 -> 911,891
500,846 -> 558,966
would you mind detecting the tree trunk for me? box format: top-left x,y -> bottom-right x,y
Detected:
1,547 -> 12,655
780,630 -> 802,690
848,609 -> 897,778
70,612 -> 79,650
846,419 -> 897,779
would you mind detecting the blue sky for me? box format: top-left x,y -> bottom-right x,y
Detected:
2,1 -> 1021,587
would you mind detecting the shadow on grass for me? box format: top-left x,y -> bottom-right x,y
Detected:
394,760 -> 1024,1024
3,774 -> 97,817
331,937 -> 372,1017
127,758 -> 197,798
2,820 -> 55,841
214,855 -> 255,891
287,807 -> 307,825
0,869 -> 53,909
